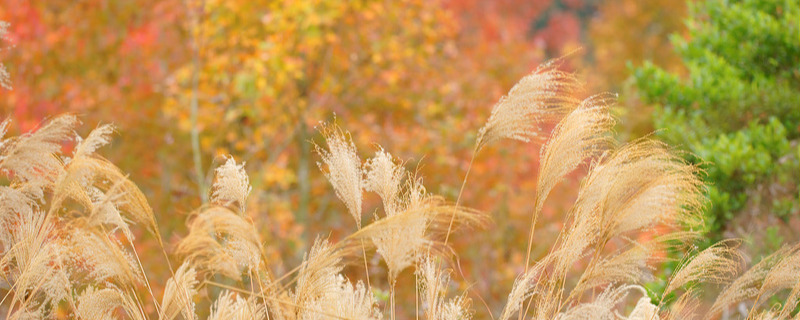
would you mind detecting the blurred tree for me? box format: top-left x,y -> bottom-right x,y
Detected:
163,0 -> 465,252
582,0 -> 691,142
588,0 -> 688,89
0,19 -> 10,90
0,0 -> 187,198
632,0 -> 800,248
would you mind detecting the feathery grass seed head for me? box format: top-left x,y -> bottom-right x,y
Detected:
315,124 -> 363,228
211,156 -> 252,212
477,62 -> 581,150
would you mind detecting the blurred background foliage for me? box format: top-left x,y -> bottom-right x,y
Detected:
1,0 -> 798,317
632,0 -> 799,253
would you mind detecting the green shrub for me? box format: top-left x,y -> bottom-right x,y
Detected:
633,0 -> 800,242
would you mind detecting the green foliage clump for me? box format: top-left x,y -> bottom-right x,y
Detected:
633,0 -> 800,241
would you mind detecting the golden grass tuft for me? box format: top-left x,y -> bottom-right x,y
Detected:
416,256 -> 473,320
76,286 -> 146,320
314,123 -> 364,228
210,156 -> 252,213
364,148 -> 405,217
533,92 -> 617,216
160,262 -> 199,320
476,60 -> 581,150
664,240 -> 744,295
208,291 -> 265,320
176,206 -> 261,280
708,245 -> 797,318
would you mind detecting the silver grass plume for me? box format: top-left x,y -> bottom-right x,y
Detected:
499,256 -> 552,320
627,294 -> 660,320
476,61 -> 581,150
364,147 -> 405,217
160,262 -> 199,320
315,123 -> 364,228
76,286 -> 146,320
555,285 -> 635,320
572,243 -> 655,295
709,245 -> 794,318
176,206 -> 261,280
299,275 -> 382,320
416,256 -> 473,320
208,291 -> 266,320
289,238 -> 344,319
534,93 -> 616,215
664,240 -> 743,295
0,115 -> 78,191
73,123 -> 115,158
63,228 -> 143,286
370,175 -> 430,283
210,156 -> 252,213
54,154 -> 159,236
